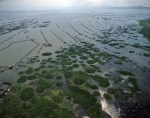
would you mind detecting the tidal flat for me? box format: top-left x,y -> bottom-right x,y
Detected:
0,9 -> 150,118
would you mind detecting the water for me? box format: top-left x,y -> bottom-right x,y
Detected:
0,9 -> 150,118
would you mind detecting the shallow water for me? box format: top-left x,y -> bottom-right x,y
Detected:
0,9 -> 150,118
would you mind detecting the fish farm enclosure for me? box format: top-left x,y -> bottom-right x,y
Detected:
0,9 -> 150,118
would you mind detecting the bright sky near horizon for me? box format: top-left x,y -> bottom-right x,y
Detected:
0,0 -> 150,10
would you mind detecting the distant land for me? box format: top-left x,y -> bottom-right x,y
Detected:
0,6 -> 150,11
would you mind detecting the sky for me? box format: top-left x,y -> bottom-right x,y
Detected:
0,0 -> 150,10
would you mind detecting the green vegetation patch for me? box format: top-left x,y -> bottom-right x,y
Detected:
90,85 -> 98,90
18,71 -> 24,75
45,74 -> 53,79
20,88 -> 34,100
56,76 -> 62,80
87,103 -> 105,118
129,51 -> 135,53
119,45 -> 125,48
72,60 -> 77,63
64,72 -> 73,79
114,60 -> 123,65
139,19 -> 150,41
42,52 -> 52,56
17,76 -> 26,83
114,77 -> 123,84
36,86 -> 45,93
65,61 -> 72,65
143,53 -> 150,57
87,60 -> 96,64
36,60 -> 40,62
25,69 -> 33,74
41,70 -> 47,74
38,79 -> 51,88
93,91 -> 100,96
109,43 -> 119,46
73,78 -> 84,85
27,75 -> 36,80
89,65 -> 100,69
119,71 -> 135,76
103,93 -> 112,100
55,51 -> 61,53
80,56 -> 88,60
34,68 -> 40,71
39,65 -> 46,69
73,64 -> 79,68
85,68 -> 96,73
93,75 -> 110,87
40,62 -> 46,64
69,86 -> 97,107
22,102 -> 32,109
128,77 -> 140,93
56,82 -> 63,87
107,88 -> 119,99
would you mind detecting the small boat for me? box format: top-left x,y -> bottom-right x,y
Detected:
8,66 -> 13,70
0,82 -> 11,98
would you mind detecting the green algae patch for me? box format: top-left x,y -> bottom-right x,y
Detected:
36,86 -> 45,93
93,91 -> 100,96
41,70 -> 47,74
22,102 -> 32,109
20,88 -> 34,100
55,51 -> 61,53
103,93 -> 112,100
87,60 -> 96,64
93,75 -> 110,87
87,103 -> 105,118
80,56 -> 88,60
65,61 -> 72,65
114,77 -> 123,84
38,79 -> 51,88
41,62 -> 46,64
64,72 -> 73,79
72,60 -> 77,63
38,79 -> 45,85
25,70 -> 33,74
11,83 -> 27,93
129,51 -> 135,53
73,64 -> 79,68
56,82 -> 63,87
73,78 -> 84,85
119,45 -> 125,48
90,85 -> 98,90
45,74 -> 53,79
139,19 -> 150,41
114,60 -> 123,65
85,68 -> 96,73
69,86 -> 97,106
36,60 -> 40,62
27,75 -> 36,80
34,68 -> 40,71
109,43 -> 119,46
128,77 -> 140,93
143,53 -> 150,57
119,71 -> 135,76
40,65 -> 46,69
17,76 -> 26,83
18,71 -> 24,75
89,65 -> 100,69
42,52 -> 52,56
107,88 -> 119,99
56,76 -> 62,80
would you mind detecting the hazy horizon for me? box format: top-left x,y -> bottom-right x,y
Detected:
0,0 -> 150,10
